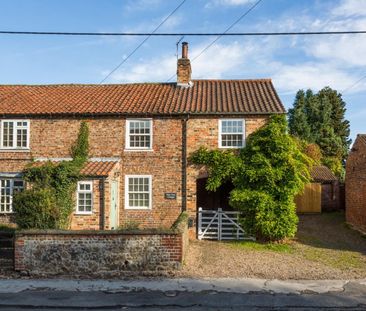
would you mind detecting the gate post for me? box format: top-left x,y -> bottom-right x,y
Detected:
198,207 -> 202,240
218,208 -> 222,241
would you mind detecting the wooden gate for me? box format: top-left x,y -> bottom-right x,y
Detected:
197,207 -> 254,241
295,183 -> 322,213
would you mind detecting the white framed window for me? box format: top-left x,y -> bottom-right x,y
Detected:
125,175 -> 152,210
0,120 -> 30,149
125,119 -> 152,150
218,119 -> 245,148
0,179 -> 24,213
76,181 -> 93,214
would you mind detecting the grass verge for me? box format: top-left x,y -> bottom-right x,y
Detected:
228,240 -> 294,253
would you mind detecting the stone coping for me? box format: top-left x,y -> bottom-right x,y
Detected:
15,229 -> 182,236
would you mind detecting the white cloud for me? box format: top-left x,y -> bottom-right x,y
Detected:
205,0 -> 255,8
191,41 -> 253,79
332,0 -> 366,17
102,2 -> 366,95
308,34 -> 366,67
103,41 -> 256,83
102,54 -> 176,83
272,63 -> 360,94
124,0 -> 162,12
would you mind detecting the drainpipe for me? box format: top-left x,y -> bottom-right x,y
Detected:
181,115 -> 188,212
99,177 -> 106,230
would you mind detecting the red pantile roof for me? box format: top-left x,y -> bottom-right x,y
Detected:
310,165 -> 338,183
0,80 -> 285,116
356,134 -> 366,146
32,161 -> 118,177
80,161 -> 118,177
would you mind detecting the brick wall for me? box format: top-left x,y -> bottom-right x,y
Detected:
14,230 -> 185,276
0,115 -> 267,234
186,116 -> 268,237
345,136 -> 366,233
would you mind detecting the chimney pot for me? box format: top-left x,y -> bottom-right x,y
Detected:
182,42 -> 188,58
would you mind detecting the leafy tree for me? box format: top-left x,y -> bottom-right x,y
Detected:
288,90 -> 312,142
288,87 -> 351,177
191,115 -> 311,241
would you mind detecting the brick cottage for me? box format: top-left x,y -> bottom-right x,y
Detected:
0,42 -> 285,237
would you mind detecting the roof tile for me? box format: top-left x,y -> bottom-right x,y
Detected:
311,165 -> 338,183
0,80 -> 285,116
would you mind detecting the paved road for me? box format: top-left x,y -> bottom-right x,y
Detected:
0,278 -> 365,310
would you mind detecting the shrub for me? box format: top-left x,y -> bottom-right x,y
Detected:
13,188 -> 59,229
13,121 -> 89,229
171,212 -> 189,232
118,220 -> 141,231
191,115 -> 311,241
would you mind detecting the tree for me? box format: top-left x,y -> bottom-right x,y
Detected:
288,90 -> 312,142
288,87 -> 351,177
191,115 -> 312,241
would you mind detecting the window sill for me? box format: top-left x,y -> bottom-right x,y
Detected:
218,146 -> 244,149
125,207 -> 152,210
0,212 -> 14,215
74,212 -> 93,216
0,148 -> 30,152
124,149 -> 154,152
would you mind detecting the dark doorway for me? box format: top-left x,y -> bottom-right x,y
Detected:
196,178 -> 234,211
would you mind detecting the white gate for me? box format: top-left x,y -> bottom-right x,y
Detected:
197,207 -> 254,241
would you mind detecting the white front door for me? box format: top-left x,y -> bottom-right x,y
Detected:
110,181 -> 119,230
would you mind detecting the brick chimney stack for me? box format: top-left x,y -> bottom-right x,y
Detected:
177,42 -> 193,87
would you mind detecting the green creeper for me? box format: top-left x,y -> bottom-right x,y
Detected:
13,121 -> 89,229
191,115 -> 312,241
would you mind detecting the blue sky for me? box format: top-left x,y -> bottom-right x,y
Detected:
0,0 -> 365,141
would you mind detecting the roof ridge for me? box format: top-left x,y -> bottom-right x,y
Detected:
0,79 -> 273,88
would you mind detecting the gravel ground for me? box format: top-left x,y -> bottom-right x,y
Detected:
179,212 -> 366,280
1,212 -> 365,280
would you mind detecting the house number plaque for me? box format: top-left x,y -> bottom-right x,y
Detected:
165,193 -> 177,199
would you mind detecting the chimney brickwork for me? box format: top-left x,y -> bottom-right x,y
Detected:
177,42 -> 192,87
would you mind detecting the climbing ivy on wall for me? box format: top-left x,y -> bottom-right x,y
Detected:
13,121 -> 89,229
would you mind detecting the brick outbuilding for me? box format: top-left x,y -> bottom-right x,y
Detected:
346,134 -> 366,233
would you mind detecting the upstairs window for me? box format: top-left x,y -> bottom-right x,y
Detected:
126,119 -> 152,150
1,120 -> 29,149
0,179 -> 24,213
76,181 -> 93,214
219,119 -> 245,148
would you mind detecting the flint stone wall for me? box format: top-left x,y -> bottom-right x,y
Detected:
14,230 -> 184,276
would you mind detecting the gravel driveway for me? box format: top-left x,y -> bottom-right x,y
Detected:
180,212 -> 366,280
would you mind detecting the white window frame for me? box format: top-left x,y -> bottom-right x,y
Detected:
76,181 -> 93,215
218,119 -> 246,149
0,120 -> 30,150
125,175 -> 152,210
125,119 -> 153,151
0,178 -> 24,214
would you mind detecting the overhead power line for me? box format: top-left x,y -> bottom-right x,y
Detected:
1,30 -> 366,36
342,74 -> 366,94
99,0 -> 186,84
166,0 -> 263,82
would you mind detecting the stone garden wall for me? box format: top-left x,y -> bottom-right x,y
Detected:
14,229 -> 186,277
